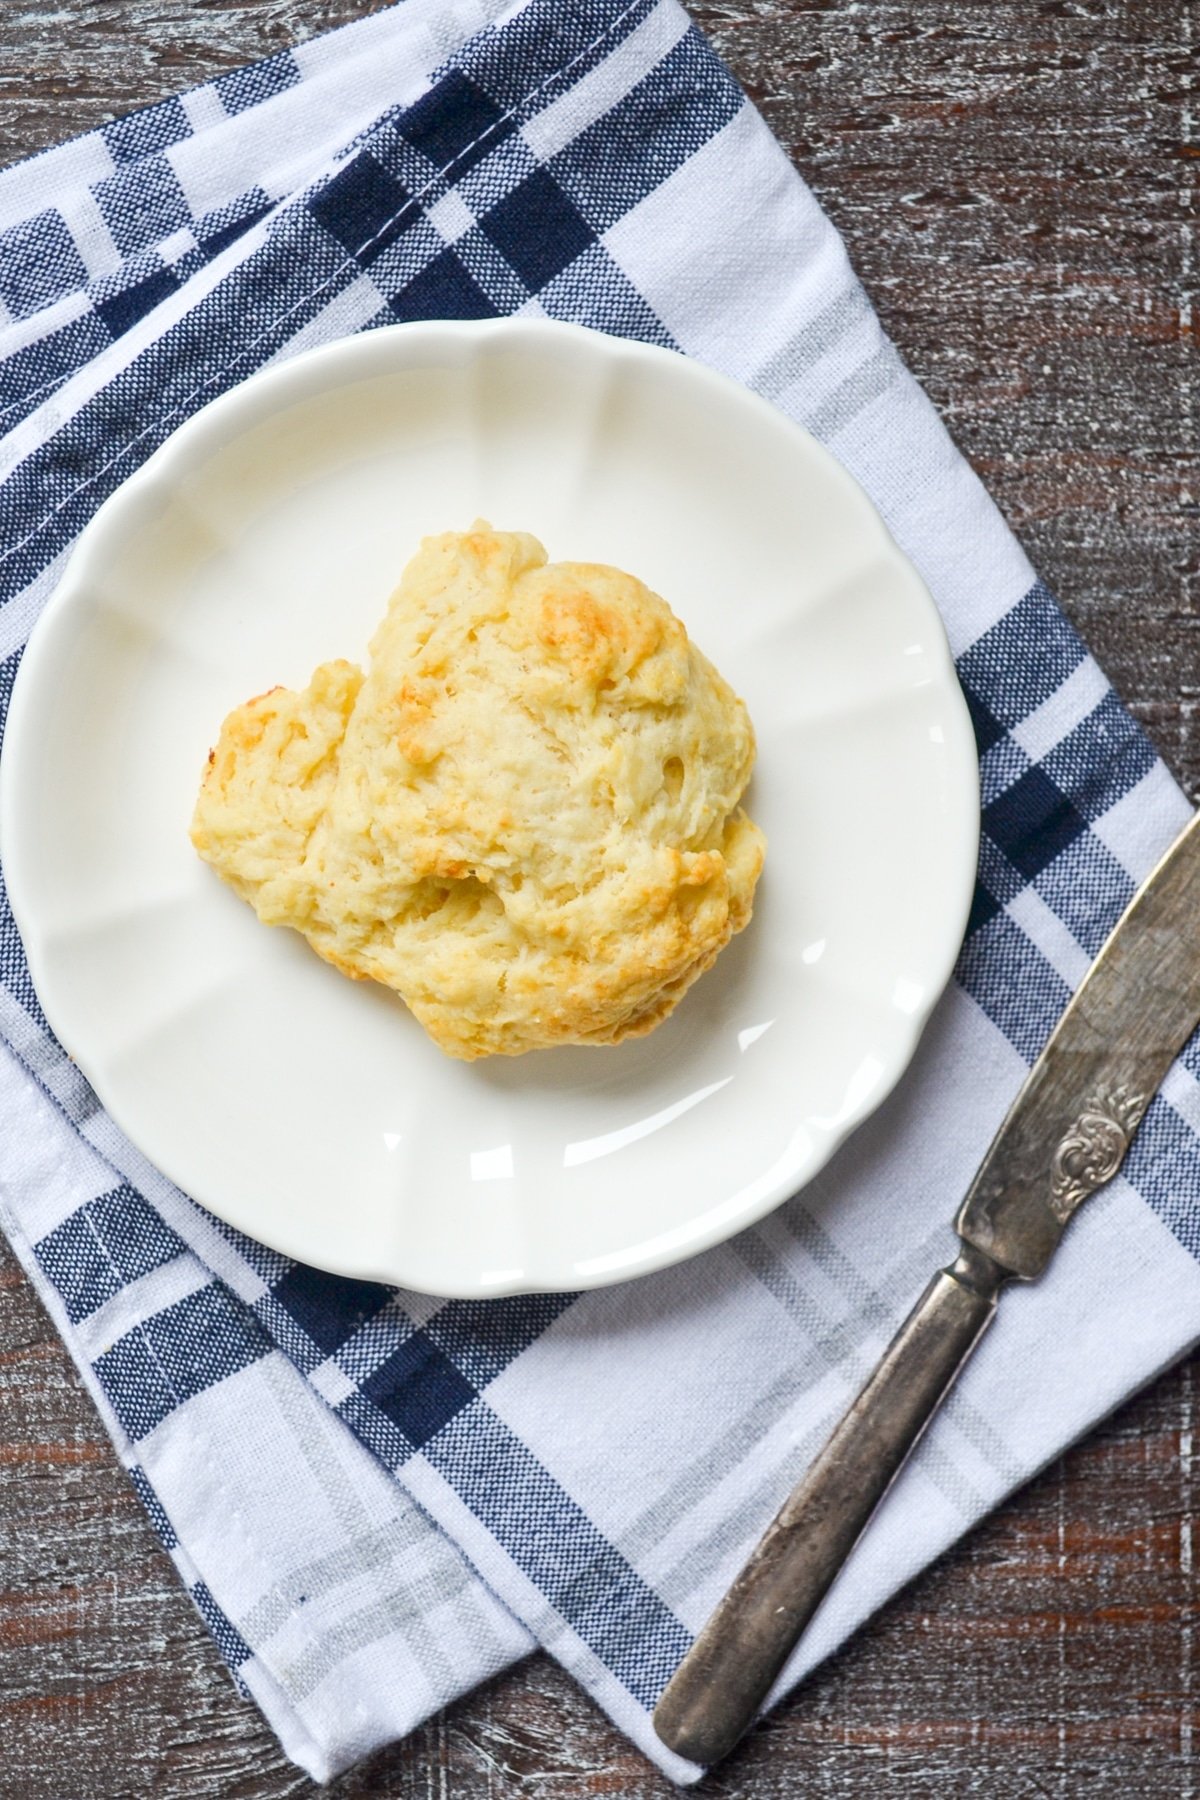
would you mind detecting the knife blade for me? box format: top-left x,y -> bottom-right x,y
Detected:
654,806 -> 1200,1768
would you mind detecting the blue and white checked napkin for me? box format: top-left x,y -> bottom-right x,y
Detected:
2,0 -> 1199,1783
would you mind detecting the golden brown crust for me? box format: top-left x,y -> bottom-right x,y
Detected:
190,524 -> 765,1058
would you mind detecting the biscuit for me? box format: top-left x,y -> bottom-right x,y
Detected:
191,524 -> 765,1058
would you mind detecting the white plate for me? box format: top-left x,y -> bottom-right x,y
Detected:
1,320 -> 978,1296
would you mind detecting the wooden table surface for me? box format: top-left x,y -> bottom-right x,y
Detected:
1,2 -> 1197,1794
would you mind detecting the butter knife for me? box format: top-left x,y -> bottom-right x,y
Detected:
654,805 -> 1200,1767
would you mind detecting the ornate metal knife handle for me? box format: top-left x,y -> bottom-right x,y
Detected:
652,1244 -> 1007,1766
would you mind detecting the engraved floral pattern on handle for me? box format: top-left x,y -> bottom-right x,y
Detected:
1049,1086 -> 1148,1221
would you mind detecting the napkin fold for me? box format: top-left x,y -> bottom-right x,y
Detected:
3,0 -> 1200,1784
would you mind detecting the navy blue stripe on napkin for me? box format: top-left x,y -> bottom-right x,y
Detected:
34,1183 -> 186,1324
94,1284 -> 270,1440
129,1464 -> 254,1691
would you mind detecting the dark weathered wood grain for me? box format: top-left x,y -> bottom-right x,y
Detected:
1,1 -> 1197,1795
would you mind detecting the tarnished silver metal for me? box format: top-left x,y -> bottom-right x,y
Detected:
1048,1086 -> 1147,1222
654,807 -> 1200,1769
956,807 -> 1200,1276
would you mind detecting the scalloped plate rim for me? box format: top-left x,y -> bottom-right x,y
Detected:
0,318 -> 980,1296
